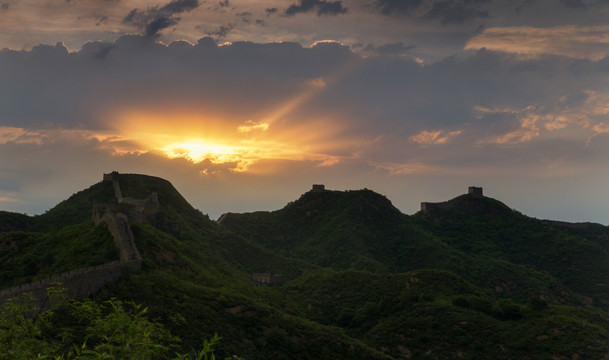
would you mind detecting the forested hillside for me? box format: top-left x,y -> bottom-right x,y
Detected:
2,175 -> 609,359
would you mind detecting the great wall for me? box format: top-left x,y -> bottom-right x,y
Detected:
0,171 -> 157,306
420,186 -> 484,213
0,181 -> 484,304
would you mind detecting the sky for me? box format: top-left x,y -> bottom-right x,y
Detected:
1,0 -> 609,224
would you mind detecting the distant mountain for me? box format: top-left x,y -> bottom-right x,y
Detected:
221,186 -> 609,307
412,191 -> 609,308
2,176 -> 609,359
219,188 -> 410,271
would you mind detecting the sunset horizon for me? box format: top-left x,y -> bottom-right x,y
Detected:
4,2 -> 609,357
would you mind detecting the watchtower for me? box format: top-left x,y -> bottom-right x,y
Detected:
420,202 -> 431,212
311,184 -> 325,192
468,186 -> 483,198
103,171 -> 119,182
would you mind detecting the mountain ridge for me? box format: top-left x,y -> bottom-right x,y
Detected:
2,174 -> 609,359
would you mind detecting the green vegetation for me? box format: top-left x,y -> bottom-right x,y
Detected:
34,180 -> 115,231
0,223 -> 117,287
0,211 -> 32,232
0,288 -> 242,360
280,268 -> 609,359
410,197 -> 609,306
222,189 -> 608,304
2,175 -> 609,359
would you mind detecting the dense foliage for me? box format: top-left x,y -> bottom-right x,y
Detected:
0,223 -> 117,288
0,288 -> 241,360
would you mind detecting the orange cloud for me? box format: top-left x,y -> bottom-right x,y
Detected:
582,91 -> 609,117
466,25 -> 609,60
0,126 -> 45,145
592,123 -> 609,134
0,126 -> 124,147
544,116 -> 570,131
409,129 -> 462,146
474,100 -> 606,146
237,120 -> 270,133
587,122 -> 609,145
369,161 -> 430,175
487,117 -> 540,145
0,193 -> 21,203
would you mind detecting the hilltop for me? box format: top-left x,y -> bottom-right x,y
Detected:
221,185 -> 609,307
2,174 -> 609,359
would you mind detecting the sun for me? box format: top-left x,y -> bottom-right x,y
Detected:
160,140 -> 243,164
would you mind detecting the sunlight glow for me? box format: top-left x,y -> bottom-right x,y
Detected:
237,121 -> 269,133
161,141 -> 240,163
103,60 -> 366,173
107,109 -> 352,173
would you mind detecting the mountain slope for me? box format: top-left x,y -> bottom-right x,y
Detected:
221,187 -> 609,307
412,194 -> 609,307
281,269 -> 609,359
3,176 -> 609,359
220,188 -> 426,271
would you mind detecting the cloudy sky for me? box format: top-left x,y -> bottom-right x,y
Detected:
1,0 -> 609,223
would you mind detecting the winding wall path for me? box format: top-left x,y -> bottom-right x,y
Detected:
0,172 -> 147,306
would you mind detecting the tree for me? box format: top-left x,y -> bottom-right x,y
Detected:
0,287 -> 243,360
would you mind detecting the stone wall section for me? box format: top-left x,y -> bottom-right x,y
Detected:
113,178 -> 123,200
420,187 -> 484,213
107,213 -> 142,264
0,261 -> 139,304
0,171 -> 150,306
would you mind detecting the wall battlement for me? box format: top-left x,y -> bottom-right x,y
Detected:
1,171 -> 149,306
420,186 -> 485,213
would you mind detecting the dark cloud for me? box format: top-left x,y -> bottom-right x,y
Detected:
196,36 -> 217,47
123,0 -> 200,38
80,40 -> 115,59
265,7 -> 278,15
160,0 -> 200,13
1,3 -> 8,10
560,0 -> 587,7
206,24 -> 233,37
0,35 -> 355,129
362,42 -> 417,56
1,34 -> 605,139
373,0 -> 490,23
145,17 -> 178,37
216,0 -> 229,8
284,0 -> 348,16
95,15 -> 108,26
515,0 -> 536,13
424,0 -> 490,24
236,12 -> 252,24
374,0 -> 422,15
